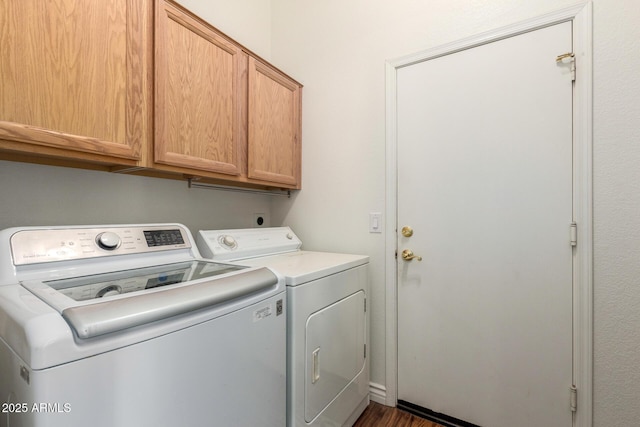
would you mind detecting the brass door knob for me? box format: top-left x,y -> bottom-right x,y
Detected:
401,249 -> 422,261
401,226 -> 414,237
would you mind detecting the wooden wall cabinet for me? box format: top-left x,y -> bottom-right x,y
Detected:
0,0 -> 152,167
155,1 -> 302,190
154,1 -> 245,177
248,58 -> 302,187
1,0 -> 302,190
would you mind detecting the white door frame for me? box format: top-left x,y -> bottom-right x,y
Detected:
384,3 -> 593,426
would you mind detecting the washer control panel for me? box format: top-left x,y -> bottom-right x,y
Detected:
96,232 -> 122,250
10,225 -> 191,266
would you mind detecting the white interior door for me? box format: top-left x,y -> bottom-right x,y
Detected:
396,22 -> 574,427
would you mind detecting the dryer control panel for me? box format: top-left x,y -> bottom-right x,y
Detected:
197,227 -> 302,261
10,225 -> 191,266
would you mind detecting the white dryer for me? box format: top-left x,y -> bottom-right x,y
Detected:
197,227 -> 370,427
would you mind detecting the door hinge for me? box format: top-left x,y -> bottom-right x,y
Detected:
556,52 -> 576,81
570,385 -> 577,412
570,222 -> 578,247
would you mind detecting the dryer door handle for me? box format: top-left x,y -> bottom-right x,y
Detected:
312,347 -> 321,384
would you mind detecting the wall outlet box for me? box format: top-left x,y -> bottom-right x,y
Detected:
253,213 -> 269,228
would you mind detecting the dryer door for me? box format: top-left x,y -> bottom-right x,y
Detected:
305,290 -> 366,422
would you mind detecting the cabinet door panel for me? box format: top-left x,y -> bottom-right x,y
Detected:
248,58 -> 301,187
155,1 -> 243,176
0,0 -> 148,161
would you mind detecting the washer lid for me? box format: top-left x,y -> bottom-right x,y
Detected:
20,261 -> 279,338
237,251 -> 369,286
25,260 -> 245,306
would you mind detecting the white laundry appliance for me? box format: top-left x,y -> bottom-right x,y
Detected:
0,224 -> 286,427
196,227 -> 370,427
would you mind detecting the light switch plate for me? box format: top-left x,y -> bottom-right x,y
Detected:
369,212 -> 382,233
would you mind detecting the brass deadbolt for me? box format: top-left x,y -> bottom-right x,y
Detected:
401,226 -> 413,237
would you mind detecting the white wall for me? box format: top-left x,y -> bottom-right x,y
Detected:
269,0 -> 640,425
176,0 -> 272,59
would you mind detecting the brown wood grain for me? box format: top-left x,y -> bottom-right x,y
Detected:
354,402 -> 445,427
1,0 -> 302,190
247,57 -> 301,187
0,0 -> 150,161
154,0 -> 243,176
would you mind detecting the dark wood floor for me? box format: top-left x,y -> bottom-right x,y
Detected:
353,402 -> 445,427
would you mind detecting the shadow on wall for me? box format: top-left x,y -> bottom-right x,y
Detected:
0,161 -> 273,233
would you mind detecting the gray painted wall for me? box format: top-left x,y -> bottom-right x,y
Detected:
0,161 -> 273,235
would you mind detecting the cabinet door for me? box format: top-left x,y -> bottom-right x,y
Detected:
155,1 -> 244,176
248,58 -> 301,187
0,0 -> 150,163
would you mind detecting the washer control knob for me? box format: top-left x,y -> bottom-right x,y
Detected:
286,233 -> 294,240
220,235 -> 237,249
96,285 -> 122,298
96,232 -> 121,250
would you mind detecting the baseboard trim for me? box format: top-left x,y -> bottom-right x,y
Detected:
369,382 -> 387,404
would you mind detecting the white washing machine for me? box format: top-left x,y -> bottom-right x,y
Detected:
0,224 -> 286,427
197,227 -> 370,427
